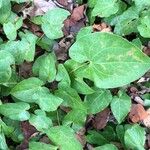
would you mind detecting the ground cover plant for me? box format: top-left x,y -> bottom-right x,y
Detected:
0,0 -> 150,149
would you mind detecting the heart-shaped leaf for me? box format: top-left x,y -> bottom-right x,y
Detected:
0,102 -> 30,121
69,32 -> 150,88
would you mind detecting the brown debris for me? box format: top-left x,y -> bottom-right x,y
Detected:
93,22 -> 111,32
129,104 -> 148,123
92,108 -> 110,130
16,121 -> 37,150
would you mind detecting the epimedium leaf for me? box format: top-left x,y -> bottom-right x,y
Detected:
0,0 -> 11,24
11,77 -> 63,112
111,90 -> 131,124
92,0 -> 120,17
71,78 -> 95,95
124,124 -> 146,150
0,102 -> 30,121
133,0 -> 150,11
56,64 -> 71,87
3,22 -> 17,40
55,86 -> 87,111
2,117 -> 24,142
0,40 -> 27,64
32,53 -> 57,82
29,109 -> 52,132
112,6 -> 139,36
63,109 -> 87,130
69,32 -> 150,88
86,130 -> 109,146
19,31 -> 38,61
0,132 -> 8,150
29,141 -> 58,150
46,126 -> 82,150
137,15 -> 150,38
0,50 -> 15,84
85,89 -> 112,114
95,144 -> 118,150
42,8 -> 70,39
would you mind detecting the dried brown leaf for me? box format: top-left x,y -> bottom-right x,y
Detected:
92,108 -> 110,130
129,104 -> 148,123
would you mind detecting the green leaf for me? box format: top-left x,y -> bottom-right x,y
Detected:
56,64 -> 71,87
111,91 -> 131,124
46,126 -> 82,150
72,78 -> 94,95
63,109 -> 87,130
124,124 -> 146,150
0,40 -> 26,64
85,90 -> 112,114
137,15 -> 150,38
11,78 -> 63,112
0,102 -> 30,121
19,31 -> 38,61
3,22 -> 17,40
42,8 -> 70,39
95,144 -> 118,150
87,0 -> 97,8
0,0 -> 11,24
0,132 -> 8,150
56,86 -> 87,111
92,0 -> 119,17
29,142 -> 58,150
69,32 -> 150,88
133,0 -> 150,11
29,109 -> 52,132
0,50 -> 15,84
86,130 -> 109,146
37,36 -> 54,51
113,6 -> 139,35
2,117 -> 24,142
32,53 -> 57,82
11,0 -> 32,3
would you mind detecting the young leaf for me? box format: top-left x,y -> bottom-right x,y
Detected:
32,53 -> 57,82
11,77 -> 63,112
69,32 -> 150,88
85,90 -> 112,114
111,91 -> 131,124
42,8 -> 70,39
29,110 -> 52,132
92,0 -> 119,17
0,102 -> 30,121
29,141 -> 58,150
137,15 -> 150,38
46,126 -> 82,150
124,124 -> 146,150
0,50 -> 15,84
3,22 -> 17,40
95,144 -> 118,150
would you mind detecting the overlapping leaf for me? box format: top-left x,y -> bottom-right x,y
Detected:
69,32 -> 150,88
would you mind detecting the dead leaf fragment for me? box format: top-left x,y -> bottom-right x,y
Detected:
129,104 -> 148,123
143,109 -> 150,127
92,108 -> 110,130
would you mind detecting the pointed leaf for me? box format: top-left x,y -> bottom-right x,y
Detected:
111,91 -> 131,123
46,126 -> 82,150
69,32 -> 150,88
0,102 -> 30,121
